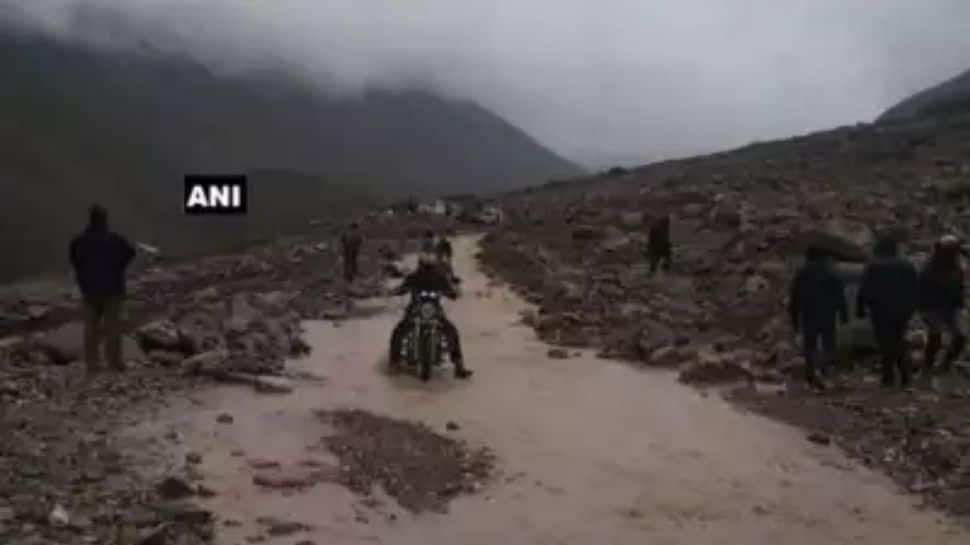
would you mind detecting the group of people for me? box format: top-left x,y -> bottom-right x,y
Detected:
789,234 -> 965,389
67,205 -> 470,379
339,225 -> 454,283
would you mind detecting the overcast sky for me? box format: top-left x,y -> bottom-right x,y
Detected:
6,0 -> 970,168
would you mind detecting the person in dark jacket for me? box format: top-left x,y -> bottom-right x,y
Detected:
856,237 -> 919,387
919,235 -> 966,377
340,223 -> 363,282
435,232 -> 453,266
788,246 -> 849,387
388,256 -> 472,379
69,205 -> 136,372
420,229 -> 437,254
647,215 -> 672,274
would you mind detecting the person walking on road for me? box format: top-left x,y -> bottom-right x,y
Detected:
420,229 -> 437,255
340,222 -> 363,283
788,246 -> 849,389
69,205 -> 136,373
919,235 -> 966,381
856,237 -> 920,388
435,231 -> 453,267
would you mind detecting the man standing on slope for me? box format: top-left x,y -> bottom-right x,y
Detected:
788,245 -> 849,389
340,222 -> 363,283
646,215 -> 672,275
919,235 -> 966,382
69,205 -> 136,374
856,237 -> 919,388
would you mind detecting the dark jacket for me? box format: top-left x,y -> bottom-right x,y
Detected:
648,217 -> 671,252
435,238 -> 453,259
919,260 -> 964,314
788,259 -> 849,330
393,265 -> 458,300
69,226 -> 136,297
340,230 -> 363,256
857,256 -> 919,321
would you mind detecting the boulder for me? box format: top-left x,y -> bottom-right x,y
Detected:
137,320 -> 182,352
801,220 -> 873,263
741,275 -> 770,295
572,226 -> 604,241
252,468 -> 324,489
181,350 -> 229,376
709,198 -> 742,228
148,351 -> 185,368
618,211 -> 645,228
646,345 -> 691,367
34,321 -> 84,364
678,349 -> 753,385
253,375 -> 295,394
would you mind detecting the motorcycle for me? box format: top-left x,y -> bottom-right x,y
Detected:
400,291 -> 450,381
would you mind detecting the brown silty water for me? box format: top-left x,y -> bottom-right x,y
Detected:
124,235 -> 968,544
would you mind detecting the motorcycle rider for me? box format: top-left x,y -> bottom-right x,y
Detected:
388,253 -> 473,379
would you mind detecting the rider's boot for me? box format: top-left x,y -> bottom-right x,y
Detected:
454,364 -> 473,379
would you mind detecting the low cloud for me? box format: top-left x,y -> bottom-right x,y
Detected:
5,0 -> 970,167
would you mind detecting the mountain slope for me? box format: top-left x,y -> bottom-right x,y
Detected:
0,25 -> 581,282
878,67 -> 970,123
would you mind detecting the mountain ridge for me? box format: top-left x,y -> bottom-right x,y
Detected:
0,23 -> 581,282
878,67 -> 970,123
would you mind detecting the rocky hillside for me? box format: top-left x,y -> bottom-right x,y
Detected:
0,24 -> 581,282
479,113 -> 970,519
879,67 -> 970,123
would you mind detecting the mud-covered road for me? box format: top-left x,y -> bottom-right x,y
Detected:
124,236 -> 969,544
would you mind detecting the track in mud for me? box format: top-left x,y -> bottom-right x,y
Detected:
123,236 -> 969,545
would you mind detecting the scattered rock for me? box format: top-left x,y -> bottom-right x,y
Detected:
34,321 -> 84,364
547,348 -> 569,359
247,459 -> 281,470
216,412 -> 234,424
318,409 -> 495,513
252,468 -> 321,489
252,375 -> 295,394
256,516 -> 309,536
807,432 -> 832,446
157,476 -> 196,500
137,320 -> 182,352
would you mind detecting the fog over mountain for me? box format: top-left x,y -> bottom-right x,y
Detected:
5,0 -> 970,168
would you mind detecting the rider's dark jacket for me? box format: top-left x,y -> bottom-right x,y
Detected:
392,265 -> 458,301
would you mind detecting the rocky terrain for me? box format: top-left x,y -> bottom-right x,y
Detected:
318,409 -> 496,515
0,214 -> 472,544
478,113 -> 970,520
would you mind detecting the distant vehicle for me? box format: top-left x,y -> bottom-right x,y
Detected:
476,206 -> 503,225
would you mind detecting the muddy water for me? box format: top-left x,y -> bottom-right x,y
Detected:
126,236 -> 967,544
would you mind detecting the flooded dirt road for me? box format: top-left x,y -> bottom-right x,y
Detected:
127,236 -> 968,544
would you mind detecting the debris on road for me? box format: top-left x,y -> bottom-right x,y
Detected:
317,409 -> 496,513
